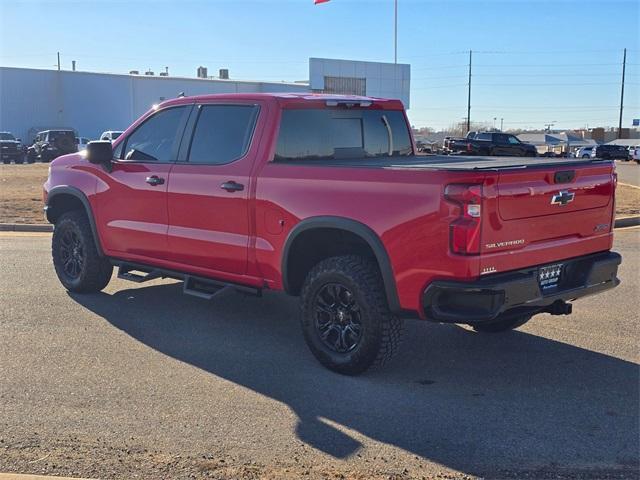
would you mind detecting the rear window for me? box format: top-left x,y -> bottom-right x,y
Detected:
187,105 -> 259,164
49,131 -> 75,140
274,109 -> 412,162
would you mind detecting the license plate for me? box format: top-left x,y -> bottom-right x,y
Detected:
539,263 -> 563,291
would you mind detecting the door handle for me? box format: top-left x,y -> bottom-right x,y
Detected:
220,181 -> 244,192
145,175 -> 165,186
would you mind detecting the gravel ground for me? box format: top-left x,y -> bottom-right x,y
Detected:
0,230 -> 638,479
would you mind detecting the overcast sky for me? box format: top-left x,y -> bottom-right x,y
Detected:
1,0 -> 638,130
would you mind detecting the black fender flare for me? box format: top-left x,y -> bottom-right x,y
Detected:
45,186 -> 104,256
281,216 -> 402,314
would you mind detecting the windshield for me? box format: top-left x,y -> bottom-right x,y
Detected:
0,133 -> 16,141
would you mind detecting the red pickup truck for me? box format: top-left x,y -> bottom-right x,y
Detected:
43,93 -> 621,375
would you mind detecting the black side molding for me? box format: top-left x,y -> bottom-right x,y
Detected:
45,186 -> 104,256
281,216 -> 404,315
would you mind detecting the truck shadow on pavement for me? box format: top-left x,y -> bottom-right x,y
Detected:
70,282 -> 640,476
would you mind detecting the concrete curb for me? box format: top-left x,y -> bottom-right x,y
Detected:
0,224 -> 52,232
0,216 -> 638,234
615,216 -> 640,228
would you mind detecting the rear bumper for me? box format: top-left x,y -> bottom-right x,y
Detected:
422,251 -> 621,323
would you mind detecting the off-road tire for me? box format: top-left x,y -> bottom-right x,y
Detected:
52,210 -> 112,293
300,255 -> 402,375
472,314 -> 531,333
2,159 -> 9,164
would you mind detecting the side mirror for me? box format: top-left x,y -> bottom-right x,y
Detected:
86,141 -> 113,171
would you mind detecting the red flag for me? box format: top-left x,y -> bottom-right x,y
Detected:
314,0 -> 330,4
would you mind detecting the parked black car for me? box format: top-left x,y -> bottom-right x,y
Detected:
443,131 -> 537,157
27,130 -> 77,163
0,132 -> 24,164
590,144 -> 629,160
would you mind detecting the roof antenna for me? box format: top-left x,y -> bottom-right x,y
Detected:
177,91 -> 185,98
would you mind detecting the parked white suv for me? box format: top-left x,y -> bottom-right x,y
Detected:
576,146 -> 595,158
99,131 -> 124,142
75,136 -> 90,151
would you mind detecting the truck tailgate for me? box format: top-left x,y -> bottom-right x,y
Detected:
479,162 -> 615,274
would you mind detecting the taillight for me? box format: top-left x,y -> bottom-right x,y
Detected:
444,184 -> 483,255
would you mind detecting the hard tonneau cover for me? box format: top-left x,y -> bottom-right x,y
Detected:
279,155 -> 611,171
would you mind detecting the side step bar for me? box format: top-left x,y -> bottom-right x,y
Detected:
183,275 -> 232,300
117,264 -> 163,283
114,261 -> 262,299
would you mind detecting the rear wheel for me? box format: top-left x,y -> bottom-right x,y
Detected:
2,159 -> 9,164
472,314 -> 531,333
300,255 -> 402,375
52,210 -> 112,293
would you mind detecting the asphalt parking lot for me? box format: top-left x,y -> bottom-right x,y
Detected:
1,230 -> 639,479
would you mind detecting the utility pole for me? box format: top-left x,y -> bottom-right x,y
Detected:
466,50 -> 472,133
394,0 -> 398,64
57,52 -> 61,71
618,47 -> 626,139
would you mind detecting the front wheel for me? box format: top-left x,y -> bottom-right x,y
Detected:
300,255 -> 402,375
52,210 -> 113,293
472,314 -> 531,333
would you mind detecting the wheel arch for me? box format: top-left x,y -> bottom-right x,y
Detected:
281,216 -> 401,314
46,186 -> 104,256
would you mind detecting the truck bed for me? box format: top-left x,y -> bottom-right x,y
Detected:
281,155 -> 610,171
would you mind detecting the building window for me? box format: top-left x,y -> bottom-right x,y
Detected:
322,76 -> 366,96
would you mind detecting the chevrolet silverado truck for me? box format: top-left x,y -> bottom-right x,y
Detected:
444,131 -> 538,157
43,93 -> 621,375
0,131 -> 24,164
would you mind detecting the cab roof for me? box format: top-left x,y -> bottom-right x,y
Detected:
159,92 -> 405,110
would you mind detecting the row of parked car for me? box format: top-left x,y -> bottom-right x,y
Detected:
574,144 -> 639,163
440,131 -> 639,163
0,129 -> 123,164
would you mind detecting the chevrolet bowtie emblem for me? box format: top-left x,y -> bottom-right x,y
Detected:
551,190 -> 575,206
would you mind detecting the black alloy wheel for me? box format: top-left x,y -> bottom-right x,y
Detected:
58,228 -> 85,280
314,283 -> 363,353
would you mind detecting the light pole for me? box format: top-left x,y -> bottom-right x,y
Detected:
493,117 -> 497,130
394,0 -> 398,64
500,118 -> 504,131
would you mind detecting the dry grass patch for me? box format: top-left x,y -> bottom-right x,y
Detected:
0,163 -> 49,224
616,183 -> 640,217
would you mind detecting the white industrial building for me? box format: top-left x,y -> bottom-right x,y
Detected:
0,58 -> 410,143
